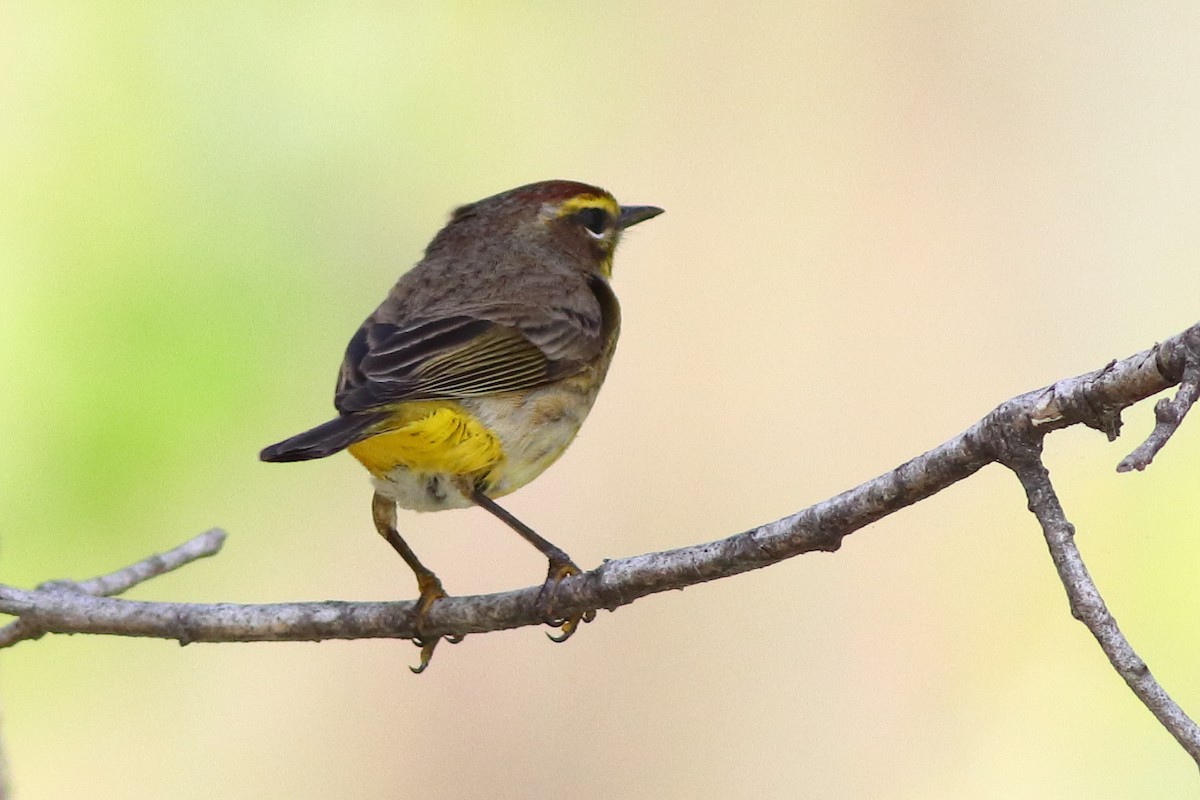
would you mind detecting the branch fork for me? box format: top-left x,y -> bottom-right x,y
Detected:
2,320 -> 1199,764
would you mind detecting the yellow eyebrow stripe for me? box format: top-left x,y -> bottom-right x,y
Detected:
554,194 -> 620,219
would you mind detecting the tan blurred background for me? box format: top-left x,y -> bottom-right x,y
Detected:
3,3 -> 1200,798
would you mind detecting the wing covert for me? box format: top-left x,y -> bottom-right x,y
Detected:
334,302 -> 605,414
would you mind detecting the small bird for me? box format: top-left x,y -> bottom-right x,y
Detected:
260,180 -> 662,670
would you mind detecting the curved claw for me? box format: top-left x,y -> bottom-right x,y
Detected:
410,636 -> 439,674
547,615 -> 581,643
407,575 -> 450,674
410,627 -> 464,673
545,607 -> 597,643
534,558 -> 597,643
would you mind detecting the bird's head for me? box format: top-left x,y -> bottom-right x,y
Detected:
434,180 -> 663,278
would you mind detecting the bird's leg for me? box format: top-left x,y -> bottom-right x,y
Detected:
371,492 -> 456,673
470,488 -> 595,642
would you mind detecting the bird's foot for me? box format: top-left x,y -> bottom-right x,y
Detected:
409,572 -> 462,674
536,558 -> 595,643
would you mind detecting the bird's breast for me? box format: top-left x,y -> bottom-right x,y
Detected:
350,365 -> 611,512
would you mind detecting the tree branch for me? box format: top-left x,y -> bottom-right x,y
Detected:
1007,448 -> 1200,765
0,529 -> 226,647
0,320 -> 1197,755
1117,326 -> 1200,472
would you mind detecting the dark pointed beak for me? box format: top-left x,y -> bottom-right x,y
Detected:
617,205 -> 664,230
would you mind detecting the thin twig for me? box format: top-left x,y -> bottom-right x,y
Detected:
1008,450 -> 1200,765
1118,327 -> 1200,472
0,529 -> 226,647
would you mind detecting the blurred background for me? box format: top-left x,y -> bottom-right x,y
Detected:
2,3 -> 1200,798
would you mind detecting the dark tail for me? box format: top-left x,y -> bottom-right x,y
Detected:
260,412 -> 390,462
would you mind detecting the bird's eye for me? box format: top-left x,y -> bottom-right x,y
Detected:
574,207 -> 609,238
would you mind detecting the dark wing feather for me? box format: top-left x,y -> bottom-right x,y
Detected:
260,410 -> 390,462
334,302 -> 604,414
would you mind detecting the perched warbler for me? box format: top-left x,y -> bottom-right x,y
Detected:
260,180 -> 662,669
